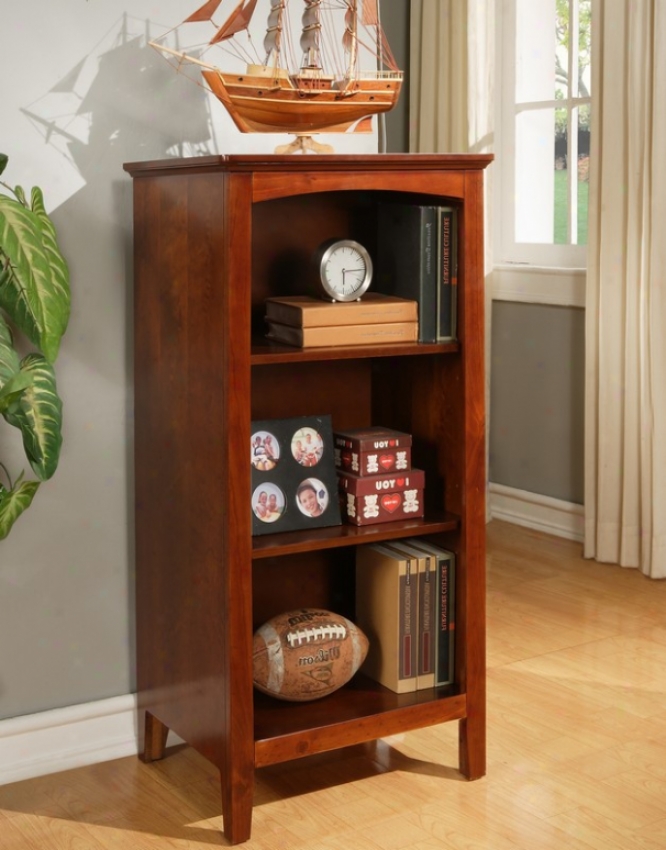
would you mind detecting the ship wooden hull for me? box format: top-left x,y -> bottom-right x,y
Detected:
202,69 -> 402,134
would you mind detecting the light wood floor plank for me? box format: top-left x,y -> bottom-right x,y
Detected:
2,520 -> 665,849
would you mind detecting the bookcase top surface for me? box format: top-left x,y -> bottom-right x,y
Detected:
123,153 -> 494,178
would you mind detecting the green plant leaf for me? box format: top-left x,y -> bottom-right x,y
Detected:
0,312 -> 20,385
0,476 -> 40,540
0,314 -> 33,412
0,155 -> 7,177
3,353 -> 63,480
0,192 -> 71,362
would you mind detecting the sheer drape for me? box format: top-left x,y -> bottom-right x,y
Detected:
585,1 -> 666,576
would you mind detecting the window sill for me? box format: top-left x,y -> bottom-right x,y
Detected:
492,265 -> 586,308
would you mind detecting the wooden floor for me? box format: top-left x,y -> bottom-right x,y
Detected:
3,520 -> 666,849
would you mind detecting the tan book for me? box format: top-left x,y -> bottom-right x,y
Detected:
266,320 -> 418,348
384,541 -> 435,690
265,294 -> 418,328
355,543 -> 418,693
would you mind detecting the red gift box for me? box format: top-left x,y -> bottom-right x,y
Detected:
337,468 -> 425,526
333,427 -> 412,477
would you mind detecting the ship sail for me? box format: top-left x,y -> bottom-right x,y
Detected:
209,0 -> 259,45
362,0 -> 378,25
342,2 -> 359,78
184,0 -> 226,23
300,0 -> 322,67
263,1 -> 286,60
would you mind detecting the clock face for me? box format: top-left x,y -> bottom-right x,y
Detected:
317,239 -> 373,302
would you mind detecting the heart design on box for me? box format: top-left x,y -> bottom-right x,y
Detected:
389,439 -> 396,446
397,478 -> 405,487
341,453 -> 352,469
381,494 -> 402,513
379,454 -> 394,470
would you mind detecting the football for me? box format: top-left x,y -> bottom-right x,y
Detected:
253,608 -> 369,701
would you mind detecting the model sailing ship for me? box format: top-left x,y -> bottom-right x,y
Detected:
150,0 -> 403,149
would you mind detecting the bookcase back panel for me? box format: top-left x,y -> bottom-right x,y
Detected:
252,550 -> 355,629
251,361 -> 372,427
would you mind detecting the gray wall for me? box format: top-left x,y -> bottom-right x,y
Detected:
489,302 -> 585,504
0,2 -> 379,722
381,0 -> 411,153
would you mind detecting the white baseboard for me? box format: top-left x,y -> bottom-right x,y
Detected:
0,694 -> 182,786
489,482 -> 584,542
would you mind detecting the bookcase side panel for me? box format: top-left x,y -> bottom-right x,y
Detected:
133,169 -> 253,782
456,169 -> 487,780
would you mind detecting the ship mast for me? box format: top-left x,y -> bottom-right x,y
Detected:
300,0 -> 323,70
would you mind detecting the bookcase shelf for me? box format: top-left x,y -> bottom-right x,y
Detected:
251,339 -> 460,364
254,676 -> 465,768
124,153 -> 491,845
251,512 -> 460,559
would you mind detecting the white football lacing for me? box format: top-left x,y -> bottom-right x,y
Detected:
286,624 -> 347,647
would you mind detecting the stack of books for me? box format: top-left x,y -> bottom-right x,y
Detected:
264,294 -> 419,348
333,426 -> 424,526
356,538 -> 455,694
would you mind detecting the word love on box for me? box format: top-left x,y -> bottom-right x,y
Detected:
337,468 -> 425,526
333,427 -> 412,477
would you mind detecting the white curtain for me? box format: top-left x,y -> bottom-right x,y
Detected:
409,0 -> 494,157
585,1 -> 666,576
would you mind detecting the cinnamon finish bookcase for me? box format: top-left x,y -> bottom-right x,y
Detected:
124,153 -> 492,845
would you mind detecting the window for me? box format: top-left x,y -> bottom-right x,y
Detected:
495,0 -> 592,289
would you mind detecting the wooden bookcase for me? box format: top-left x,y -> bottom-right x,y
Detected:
123,153 -> 491,845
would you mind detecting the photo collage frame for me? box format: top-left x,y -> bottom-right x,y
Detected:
251,415 -> 342,536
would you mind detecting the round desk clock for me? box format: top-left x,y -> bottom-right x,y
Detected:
314,238 -> 373,302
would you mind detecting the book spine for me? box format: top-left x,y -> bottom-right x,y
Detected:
266,321 -> 418,348
419,208 -> 438,343
435,552 -> 455,686
437,207 -> 454,341
400,557 -> 417,683
418,553 -> 435,688
450,208 -> 458,341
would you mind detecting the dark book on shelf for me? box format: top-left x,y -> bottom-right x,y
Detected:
376,203 -> 438,343
437,207 -> 459,342
409,539 -> 456,687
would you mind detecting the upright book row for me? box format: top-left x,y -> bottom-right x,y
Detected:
356,538 -> 455,693
377,203 -> 459,344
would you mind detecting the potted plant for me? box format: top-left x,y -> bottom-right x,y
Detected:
0,153 -> 71,539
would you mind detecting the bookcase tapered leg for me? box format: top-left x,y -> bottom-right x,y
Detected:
458,715 -> 486,780
221,774 -> 254,845
142,711 -> 169,763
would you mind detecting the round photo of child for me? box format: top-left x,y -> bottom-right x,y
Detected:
252,483 -> 285,523
251,430 -> 280,471
291,426 -> 324,468
295,478 -> 329,518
